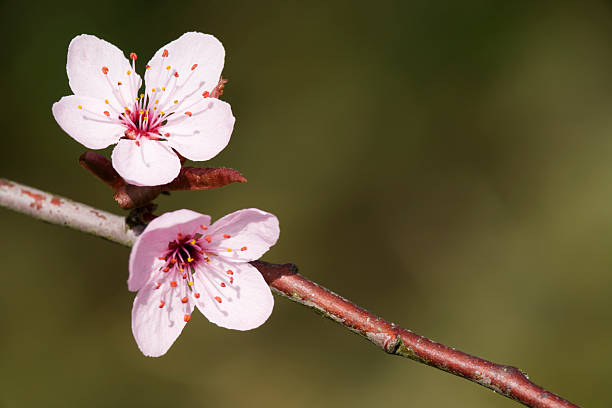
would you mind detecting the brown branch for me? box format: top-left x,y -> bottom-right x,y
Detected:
0,178 -> 580,408
79,152 -> 247,209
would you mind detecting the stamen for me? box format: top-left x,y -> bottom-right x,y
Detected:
181,297 -> 188,303
184,314 -> 191,322
159,300 -> 165,308
220,282 -> 226,287
200,225 -> 208,230
204,235 -> 211,243
226,270 -> 233,275
184,112 -> 192,117
170,281 -> 178,287
202,91 -> 210,98
162,49 -> 169,57
194,293 -> 201,298
191,64 -> 198,70
214,296 -> 222,303
101,66 -> 109,75
241,246 -> 247,251
223,234 -> 231,238
130,52 -> 137,60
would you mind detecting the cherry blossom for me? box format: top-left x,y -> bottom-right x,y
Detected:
128,208 -> 279,357
52,33 -> 235,186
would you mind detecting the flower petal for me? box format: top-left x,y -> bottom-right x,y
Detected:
67,34 -> 141,107
128,209 -> 211,291
145,32 -> 224,102
194,261 -> 273,330
132,279 -> 194,357
209,208 -> 280,262
111,138 -> 181,186
52,95 -> 123,149
163,98 -> 234,161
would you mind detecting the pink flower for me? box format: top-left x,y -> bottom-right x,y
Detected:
52,32 -> 235,186
128,208 -> 279,357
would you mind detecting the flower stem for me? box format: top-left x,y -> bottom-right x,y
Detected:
0,178 -> 579,408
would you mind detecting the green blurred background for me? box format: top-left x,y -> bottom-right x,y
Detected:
1,0 -> 611,406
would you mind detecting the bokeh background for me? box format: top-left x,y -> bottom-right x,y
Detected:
1,1 -> 611,406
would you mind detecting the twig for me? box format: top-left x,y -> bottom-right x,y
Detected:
0,178 -> 580,408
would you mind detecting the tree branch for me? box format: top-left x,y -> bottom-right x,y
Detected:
0,178 -> 580,408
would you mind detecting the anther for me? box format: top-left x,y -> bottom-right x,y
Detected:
202,91 -> 210,98
159,300 -> 165,308
187,257 -> 194,262
101,66 -> 109,75
188,281 -> 194,286
215,296 -> 222,303
229,277 -> 234,284
104,99 -> 109,104
162,49 -> 169,57
146,65 -> 151,69
166,65 -> 171,71
220,282 -> 226,287
204,235 -> 211,243
185,112 -> 192,117
174,72 -> 179,78
227,248 -> 232,252
223,234 -> 231,238
117,81 -> 122,86
194,293 -> 201,298
191,64 -> 198,70
181,297 -> 188,303
130,52 -> 137,60
127,70 -> 131,75
226,270 -> 233,275
103,111 -> 110,117
77,105 -> 82,109
163,266 -> 170,272
184,314 -> 191,322
155,282 -> 161,289
200,225 -> 208,230
241,246 -> 247,251
170,281 -> 177,287
190,239 -> 196,245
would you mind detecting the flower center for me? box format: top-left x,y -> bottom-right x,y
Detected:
153,227 -> 248,322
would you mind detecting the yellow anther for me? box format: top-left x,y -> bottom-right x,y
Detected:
104,99 -> 109,104
77,105 -> 82,109
155,100 -> 159,104
162,87 -> 166,91
139,110 -> 143,114
166,65 -> 171,70
227,248 -> 232,252
140,93 -> 144,99
117,81 -> 122,86
187,257 -> 194,262
153,106 -> 157,110
161,111 -> 165,115
180,267 -> 184,272
152,88 -> 156,92
188,281 -> 194,286
127,70 -> 131,75
173,100 -> 178,104
190,240 -> 196,245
